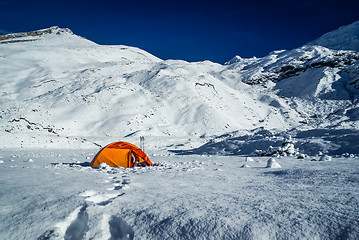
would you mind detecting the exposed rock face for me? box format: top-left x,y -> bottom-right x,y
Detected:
227,45 -> 359,86
0,26 -> 73,43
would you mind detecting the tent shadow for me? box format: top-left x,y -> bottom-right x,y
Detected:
51,162 -> 91,167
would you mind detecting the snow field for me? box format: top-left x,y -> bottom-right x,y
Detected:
0,149 -> 358,239
1,27 -> 359,152
1,24 -> 359,240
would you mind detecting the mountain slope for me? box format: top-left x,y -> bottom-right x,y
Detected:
0,26 -> 358,154
0,27 -> 295,149
307,20 -> 359,52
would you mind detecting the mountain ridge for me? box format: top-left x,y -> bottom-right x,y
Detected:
0,25 -> 358,155
0,26 -> 74,41
307,20 -> 359,52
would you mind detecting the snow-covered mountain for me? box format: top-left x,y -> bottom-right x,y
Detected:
308,20 -> 359,52
1,26 -> 358,155
2,25 -> 359,240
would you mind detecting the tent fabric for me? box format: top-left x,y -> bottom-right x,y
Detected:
90,141 -> 153,168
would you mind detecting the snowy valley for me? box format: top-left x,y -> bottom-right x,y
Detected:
1,22 -> 359,239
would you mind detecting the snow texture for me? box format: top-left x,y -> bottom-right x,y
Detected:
0,26 -> 358,156
1,24 -> 359,239
0,150 -> 358,239
308,20 -> 359,52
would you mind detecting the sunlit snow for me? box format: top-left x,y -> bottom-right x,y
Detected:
1,24 -> 359,239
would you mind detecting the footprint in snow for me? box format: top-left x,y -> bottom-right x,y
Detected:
79,190 -> 124,206
109,215 -> 134,240
37,229 -> 60,240
110,177 -> 130,189
64,205 -> 89,240
97,193 -> 125,206
37,205 -> 89,240
109,184 -> 123,191
121,179 -> 130,185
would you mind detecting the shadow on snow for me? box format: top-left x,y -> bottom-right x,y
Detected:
170,128 -> 359,156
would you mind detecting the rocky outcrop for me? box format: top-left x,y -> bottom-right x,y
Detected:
0,26 -> 73,42
237,46 -> 359,85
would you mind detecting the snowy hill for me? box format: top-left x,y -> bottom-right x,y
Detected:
308,20 -> 359,52
1,26 -> 359,240
1,26 -> 359,155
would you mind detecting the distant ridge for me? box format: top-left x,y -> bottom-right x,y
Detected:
0,26 -> 73,42
0,25 -> 358,153
307,20 -> 359,52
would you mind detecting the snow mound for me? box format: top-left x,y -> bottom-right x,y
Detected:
98,163 -> 112,170
240,164 -> 251,168
245,157 -> 254,162
319,155 -> 333,161
266,158 -> 282,168
342,153 -> 356,158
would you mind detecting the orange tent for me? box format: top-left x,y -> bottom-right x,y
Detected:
90,141 -> 153,168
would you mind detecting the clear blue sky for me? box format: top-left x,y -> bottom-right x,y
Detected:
1,0 -> 358,63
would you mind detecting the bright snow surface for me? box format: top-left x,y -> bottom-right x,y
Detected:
1,26 -> 359,153
1,25 -> 359,239
0,149 -> 358,239
308,20 -> 359,52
